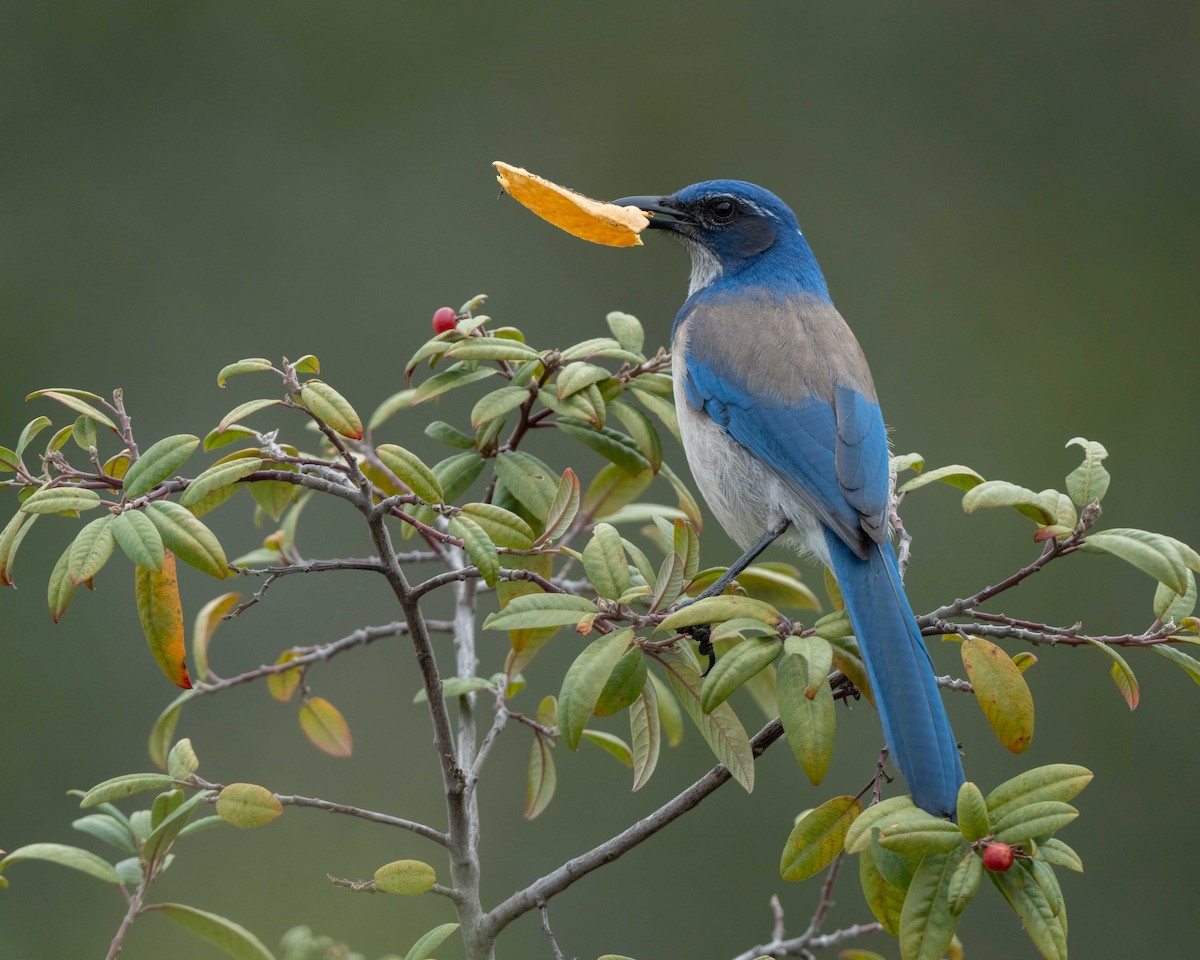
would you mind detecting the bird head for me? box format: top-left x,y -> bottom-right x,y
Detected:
612,180 -> 828,300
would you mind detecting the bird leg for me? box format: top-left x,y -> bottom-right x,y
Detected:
686,516 -> 792,604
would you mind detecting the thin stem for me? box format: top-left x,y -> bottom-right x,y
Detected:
105,869 -> 148,960
482,718 -> 785,940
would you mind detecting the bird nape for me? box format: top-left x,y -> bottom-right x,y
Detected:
613,181 -> 965,819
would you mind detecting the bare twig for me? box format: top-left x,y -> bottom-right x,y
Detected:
538,900 -> 566,960
482,718 -> 785,940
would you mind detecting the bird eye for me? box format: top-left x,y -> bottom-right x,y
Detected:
710,199 -> 736,222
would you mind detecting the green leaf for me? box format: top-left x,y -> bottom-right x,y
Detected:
217,358 -> 275,387
557,629 -> 634,749
1027,857 -> 1065,917
484,592 -> 600,631
665,658 -> 755,791
1065,436 -> 1110,506
449,515 -> 499,587
471,384 -> 531,427
1036,837 -> 1084,873
523,730 -> 556,819
1153,569 -> 1196,622
376,444 -> 445,504
45,542 -> 81,623
203,423 -> 259,451
146,500 -> 228,578
180,460 -> 265,513
1082,527 -> 1189,594
293,354 -> 319,374
26,389 -> 118,431
123,435 -> 201,498
425,420 -> 475,449
143,789 -> 211,862
556,361 -> 613,399
404,923 -> 461,960
859,842 -> 907,936
413,676 -> 497,703
779,795 -> 861,882
111,509 -> 166,571
606,311 -> 645,353
946,847 -> 983,916
956,781 -> 990,842
20,486 -> 102,515
1150,643 -> 1200,685
962,480 -> 1058,524
375,859 -> 437,895
412,367 -> 498,405
1084,637 -> 1140,709
700,636 -> 781,713
299,381 -> 362,439
0,509 -> 37,586
649,671 -> 684,747
961,637 -> 1034,753
80,773 -> 178,807
433,451 -> 486,503
157,902 -> 276,960
216,783 -> 283,828
897,464 -> 984,495
167,738 -> 199,780
460,502 -> 535,548
594,647 -> 648,717
148,691 -> 194,768
71,415 -> 97,450
657,596 -> 780,633
583,522 -> 631,600
494,451 -> 558,519
299,697 -> 353,757
15,415 -> 53,459
899,851 -> 963,960
629,385 -> 680,442
891,452 -> 926,475
989,867 -> 1068,960
136,553 -> 192,688
0,445 -> 19,471
557,418 -> 651,475
0,843 -> 122,884
878,817 -> 966,857
583,463 -> 654,520
368,388 -> 418,430
72,814 -> 137,854
537,468 -> 581,545
991,800 -> 1078,845
559,336 -> 640,363
581,729 -> 634,766
217,398 -> 282,435
68,514 -> 116,584
630,680 -> 661,791
844,796 -> 920,854
985,764 -> 1093,823
445,337 -> 540,362
777,648 -> 836,786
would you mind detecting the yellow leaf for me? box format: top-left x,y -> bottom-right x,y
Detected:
494,162 -> 649,247
961,637 -> 1034,753
135,552 -> 191,689
299,696 -> 352,757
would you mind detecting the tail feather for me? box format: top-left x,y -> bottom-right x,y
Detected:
825,533 -> 964,818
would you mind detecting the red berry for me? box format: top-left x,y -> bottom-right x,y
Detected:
982,842 -> 1015,872
431,307 -> 457,334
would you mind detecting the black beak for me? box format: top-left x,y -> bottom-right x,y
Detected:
610,195 -> 691,233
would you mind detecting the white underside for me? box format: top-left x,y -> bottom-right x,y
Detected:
673,369 -> 831,568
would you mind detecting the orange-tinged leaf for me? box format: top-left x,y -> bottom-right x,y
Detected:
299,696 -> 352,756
135,552 -> 191,689
1086,637 -> 1140,709
494,161 -> 650,247
524,732 -> 556,819
961,637 -> 1033,753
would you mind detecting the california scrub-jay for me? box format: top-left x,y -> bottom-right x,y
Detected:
613,181 -> 964,818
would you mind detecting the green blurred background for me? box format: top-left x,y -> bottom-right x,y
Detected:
2,3 -> 1198,958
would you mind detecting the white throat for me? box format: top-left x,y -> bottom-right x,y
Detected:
684,240 -> 723,295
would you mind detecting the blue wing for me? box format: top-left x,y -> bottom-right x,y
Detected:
682,357 -> 890,555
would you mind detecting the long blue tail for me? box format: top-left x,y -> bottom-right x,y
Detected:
825,533 -> 964,818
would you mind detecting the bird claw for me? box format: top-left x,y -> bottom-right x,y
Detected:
680,623 -> 717,675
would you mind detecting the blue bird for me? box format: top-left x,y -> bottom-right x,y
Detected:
613,181 -> 965,817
